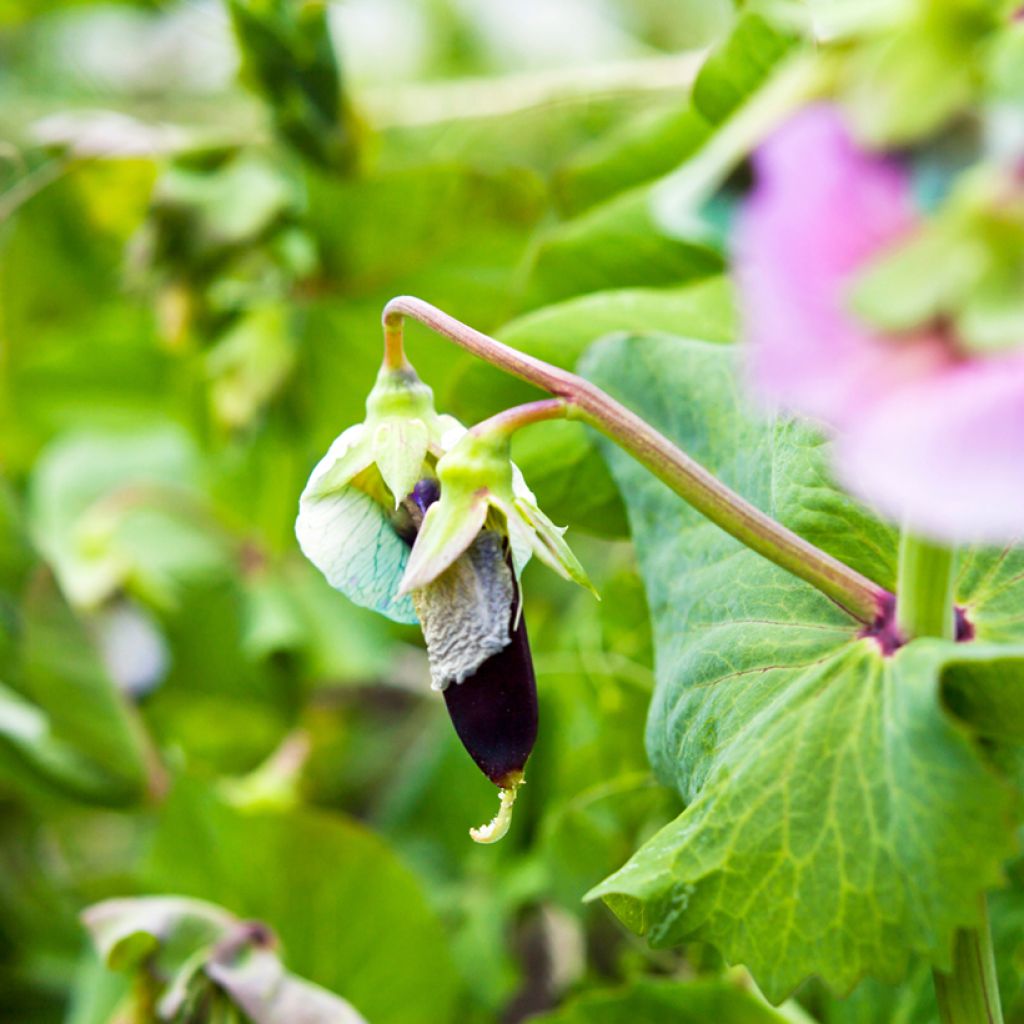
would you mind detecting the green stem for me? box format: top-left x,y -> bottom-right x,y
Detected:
933,898 -> 1003,1024
469,398 -> 568,439
382,296 -> 887,624
895,533 -> 1002,1024
896,532 -> 956,641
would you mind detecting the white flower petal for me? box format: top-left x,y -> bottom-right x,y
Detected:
296,424 -> 417,624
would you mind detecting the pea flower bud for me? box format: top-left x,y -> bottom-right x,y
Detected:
295,357 -> 595,843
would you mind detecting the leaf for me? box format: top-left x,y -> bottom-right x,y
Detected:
145,781 -> 462,1024
12,573 -> 151,803
580,334 -> 1023,1000
227,0 -> 358,171
692,12 -> 798,126
555,103 -> 712,216
27,423 -> 227,610
525,976 -> 796,1024
0,678 -> 129,802
843,15 -> 988,147
524,190 -> 723,310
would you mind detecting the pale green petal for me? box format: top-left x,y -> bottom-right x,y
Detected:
296,431 -> 416,623
303,423 -> 373,497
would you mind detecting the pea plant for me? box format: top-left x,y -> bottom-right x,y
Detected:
3,1 -> 1024,1023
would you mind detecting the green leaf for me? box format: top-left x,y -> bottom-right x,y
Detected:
145,781 -> 462,1024
525,976 -> 796,1024
227,0 -> 358,171
0,679 -> 130,802
692,12 -> 798,126
524,190 -> 723,310
27,423 -> 227,610
12,574 -> 151,802
988,22 -> 1024,103
555,103 -> 712,216
580,334 -> 1023,1000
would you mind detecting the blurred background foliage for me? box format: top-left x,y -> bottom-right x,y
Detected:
0,1 -> 731,1020
2,0 -> 1020,1022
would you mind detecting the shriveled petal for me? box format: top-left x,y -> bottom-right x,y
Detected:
398,490 -> 488,596
735,104 -> 941,427
836,352 -> 1024,544
412,530 -> 514,690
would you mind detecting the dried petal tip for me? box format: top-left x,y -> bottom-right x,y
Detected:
469,776 -> 523,845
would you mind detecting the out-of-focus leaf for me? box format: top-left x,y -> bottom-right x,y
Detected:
244,562 -> 398,684
146,781 -> 463,1024
555,103 -> 711,215
692,12 -> 798,125
228,0 -> 359,172
0,679 -> 126,801
650,49 -> 818,242
988,22 -> 1024,103
525,976 -> 796,1023
843,2 -> 1000,147
15,574 -> 151,803
205,302 -> 297,430
27,424 -> 227,610
135,153 -> 299,286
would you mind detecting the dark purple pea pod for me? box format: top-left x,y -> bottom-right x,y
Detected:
395,478 -> 539,842
442,574 -> 538,789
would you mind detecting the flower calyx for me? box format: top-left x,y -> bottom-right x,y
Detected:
398,426 -> 596,601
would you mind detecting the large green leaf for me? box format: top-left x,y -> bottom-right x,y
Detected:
580,334 -> 1024,1000
691,12 -> 798,125
145,781 -> 462,1024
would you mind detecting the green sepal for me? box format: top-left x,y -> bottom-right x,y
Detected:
399,428 -> 595,598
364,365 -> 441,507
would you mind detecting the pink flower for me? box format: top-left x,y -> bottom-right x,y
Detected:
735,104 -> 1024,543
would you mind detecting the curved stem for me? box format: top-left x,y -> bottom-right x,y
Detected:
469,398 -> 569,439
383,295 -> 888,623
383,318 -> 411,371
